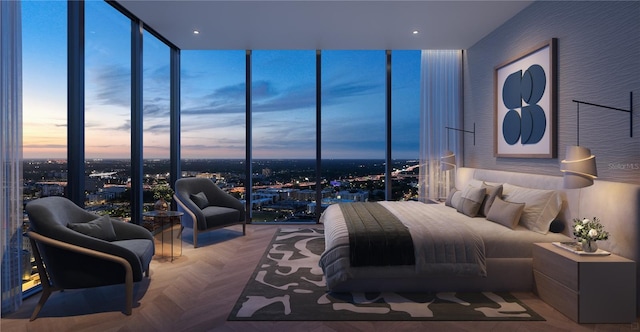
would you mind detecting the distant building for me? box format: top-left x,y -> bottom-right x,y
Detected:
336,190 -> 368,202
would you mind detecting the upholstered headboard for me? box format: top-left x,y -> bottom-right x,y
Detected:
456,167 -> 639,312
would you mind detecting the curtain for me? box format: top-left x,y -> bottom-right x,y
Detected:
418,50 -> 462,202
1,0 -> 23,315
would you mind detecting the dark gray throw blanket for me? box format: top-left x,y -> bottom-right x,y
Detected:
339,202 -> 415,267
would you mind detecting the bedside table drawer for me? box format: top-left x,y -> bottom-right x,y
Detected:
533,244 -> 578,290
533,270 -> 578,321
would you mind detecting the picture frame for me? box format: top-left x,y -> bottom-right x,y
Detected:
494,38 -> 556,158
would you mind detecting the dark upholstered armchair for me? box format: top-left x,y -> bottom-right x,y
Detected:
25,196 -> 154,320
174,177 -> 246,248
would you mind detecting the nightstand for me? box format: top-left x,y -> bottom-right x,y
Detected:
533,242 -> 636,323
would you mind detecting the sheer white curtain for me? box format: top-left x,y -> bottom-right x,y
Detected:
418,50 -> 462,202
1,0 -> 23,314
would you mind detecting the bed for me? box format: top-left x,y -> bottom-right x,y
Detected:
319,167 -> 640,296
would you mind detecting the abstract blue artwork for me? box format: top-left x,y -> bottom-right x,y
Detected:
494,39 -> 556,158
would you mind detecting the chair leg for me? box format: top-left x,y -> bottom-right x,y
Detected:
193,227 -> 198,248
29,237 -> 59,321
29,286 -> 53,321
124,264 -> 134,315
242,222 -> 246,235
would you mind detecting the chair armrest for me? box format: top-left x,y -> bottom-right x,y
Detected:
38,225 -> 144,277
174,193 -> 206,230
26,231 -> 133,275
25,231 -> 135,315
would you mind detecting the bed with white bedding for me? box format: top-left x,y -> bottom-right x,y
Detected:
319,200 -> 571,292
318,166 -> 640,294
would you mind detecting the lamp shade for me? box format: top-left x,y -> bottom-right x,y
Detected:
440,150 -> 456,171
560,145 -> 597,189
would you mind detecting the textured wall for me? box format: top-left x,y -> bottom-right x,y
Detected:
463,1 -> 640,184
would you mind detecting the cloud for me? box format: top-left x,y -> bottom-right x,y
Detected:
22,144 -> 67,149
181,79 -> 380,119
144,123 -> 170,132
88,64 -> 131,108
143,102 -> 169,118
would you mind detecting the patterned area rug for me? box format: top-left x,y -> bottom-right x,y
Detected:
228,228 -> 544,321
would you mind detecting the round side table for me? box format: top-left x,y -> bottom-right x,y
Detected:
142,210 -> 183,261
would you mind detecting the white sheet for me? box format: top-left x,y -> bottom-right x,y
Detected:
319,201 -> 571,291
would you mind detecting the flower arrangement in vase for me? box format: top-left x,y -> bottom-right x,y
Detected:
572,217 -> 609,252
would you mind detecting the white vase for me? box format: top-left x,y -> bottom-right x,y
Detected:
581,239 -> 598,253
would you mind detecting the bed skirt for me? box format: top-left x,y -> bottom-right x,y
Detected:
326,258 -> 533,293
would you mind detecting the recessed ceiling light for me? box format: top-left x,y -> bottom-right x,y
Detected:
193,30 -> 200,35
412,30 -> 419,35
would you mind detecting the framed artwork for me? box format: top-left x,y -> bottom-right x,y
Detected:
494,38 -> 556,158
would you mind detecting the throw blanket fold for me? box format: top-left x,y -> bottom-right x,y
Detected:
339,202 -> 415,267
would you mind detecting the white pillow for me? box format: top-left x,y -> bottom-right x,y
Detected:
468,179 -> 484,188
502,183 -> 562,234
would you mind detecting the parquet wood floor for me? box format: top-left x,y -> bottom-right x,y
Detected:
2,224 -> 638,332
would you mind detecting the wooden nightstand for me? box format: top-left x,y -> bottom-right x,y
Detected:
533,242 -> 636,323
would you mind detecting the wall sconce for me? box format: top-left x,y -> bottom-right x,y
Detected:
561,91 -> 633,188
441,123 -> 476,171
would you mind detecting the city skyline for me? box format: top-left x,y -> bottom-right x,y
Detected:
22,1 -> 421,160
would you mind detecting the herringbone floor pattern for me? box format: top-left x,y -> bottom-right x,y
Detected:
2,224 -> 638,332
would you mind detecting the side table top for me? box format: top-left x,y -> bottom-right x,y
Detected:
143,210 -> 184,217
534,242 -> 634,263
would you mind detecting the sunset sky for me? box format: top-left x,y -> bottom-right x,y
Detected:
22,0 -> 420,160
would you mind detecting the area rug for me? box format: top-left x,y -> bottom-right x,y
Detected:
228,228 -> 544,321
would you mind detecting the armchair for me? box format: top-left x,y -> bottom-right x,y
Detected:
25,196 -> 154,320
174,177 -> 246,248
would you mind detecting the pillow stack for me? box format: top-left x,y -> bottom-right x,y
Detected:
445,180 -> 562,233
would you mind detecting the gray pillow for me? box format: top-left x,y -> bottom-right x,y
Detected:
480,184 -> 503,217
445,189 -> 459,207
68,215 -> 117,241
190,191 -> 209,209
456,186 -> 486,217
486,197 -> 525,229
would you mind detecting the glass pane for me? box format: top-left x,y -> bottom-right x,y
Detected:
22,0 -> 68,294
391,50 -> 421,201
85,1 -> 132,218
180,50 -> 246,209
142,31 -> 171,217
321,51 -> 386,209
251,51 -> 316,223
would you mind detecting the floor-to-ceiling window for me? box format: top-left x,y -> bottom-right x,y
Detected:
251,51 -> 316,222
180,50 -> 247,204
21,0 -> 68,294
143,30 -> 171,211
391,50 -> 421,201
18,1 -> 422,300
84,1 -> 132,218
321,51 -> 387,204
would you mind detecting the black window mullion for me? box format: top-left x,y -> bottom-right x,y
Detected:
315,50 -> 322,223
245,50 -> 252,223
67,0 -> 85,207
130,20 -> 143,224
170,47 -> 181,195
385,50 -> 392,201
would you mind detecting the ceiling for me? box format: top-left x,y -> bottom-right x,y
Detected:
117,0 -> 533,50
